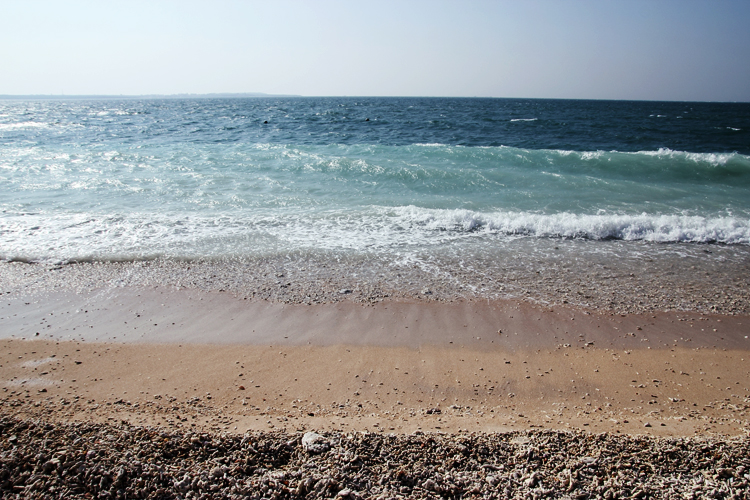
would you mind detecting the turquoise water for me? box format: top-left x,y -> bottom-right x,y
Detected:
1,97 -> 749,263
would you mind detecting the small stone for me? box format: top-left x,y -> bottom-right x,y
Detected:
301,431 -> 330,454
210,465 -> 228,478
423,479 -> 438,491
339,289 -> 352,294
644,422 -> 652,428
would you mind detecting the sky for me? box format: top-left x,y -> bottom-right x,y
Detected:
1,0 -> 749,101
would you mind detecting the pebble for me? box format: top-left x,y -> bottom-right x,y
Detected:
301,431 -> 330,454
1,416 -> 748,499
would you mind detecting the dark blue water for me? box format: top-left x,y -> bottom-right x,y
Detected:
2,97 -> 749,152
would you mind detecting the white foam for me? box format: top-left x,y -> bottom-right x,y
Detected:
0,121 -> 50,131
579,151 -> 606,160
639,147 -> 728,163
561,148 -> 747,167
510,118 -> 538,122
386,207 -> 750,245
2,207 -> 748,263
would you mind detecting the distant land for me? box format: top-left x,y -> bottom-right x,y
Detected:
0,93 -> 301,100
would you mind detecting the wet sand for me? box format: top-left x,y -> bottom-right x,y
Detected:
2,241 -> 749,315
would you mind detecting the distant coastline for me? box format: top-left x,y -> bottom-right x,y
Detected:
0,92 -> 301,100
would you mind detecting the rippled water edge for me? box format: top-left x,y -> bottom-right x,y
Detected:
2,239 -> 749,315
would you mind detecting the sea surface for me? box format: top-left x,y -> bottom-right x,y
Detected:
1,97 -> 749,266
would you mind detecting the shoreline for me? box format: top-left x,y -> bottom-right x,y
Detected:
1,258 -> 749,439
2,242 -> 750,316
2,274 -> 749,438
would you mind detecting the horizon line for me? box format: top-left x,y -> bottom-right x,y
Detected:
0,93 -> 748,104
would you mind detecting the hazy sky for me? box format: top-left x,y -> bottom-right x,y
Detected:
2,0 -> 749,101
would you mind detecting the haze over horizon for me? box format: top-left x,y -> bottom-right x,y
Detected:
2,0 -> 749,102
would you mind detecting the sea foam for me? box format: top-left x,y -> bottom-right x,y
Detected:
2,208 -> 748,263
389,207 -> 750,244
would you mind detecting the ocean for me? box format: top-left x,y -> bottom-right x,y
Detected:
1,96 -> 749,311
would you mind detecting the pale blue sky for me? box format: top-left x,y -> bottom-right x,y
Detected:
2,0 -> 749,101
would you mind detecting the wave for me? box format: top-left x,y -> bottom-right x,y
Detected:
2,208 -> 748,263
636,147 -> 743,167
281,144 -> 750,185
389,207 -> 750,244
5,142 -> 749,187
536,147 -> 750,183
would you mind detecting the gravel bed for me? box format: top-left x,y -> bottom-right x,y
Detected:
2,416 -> 749,499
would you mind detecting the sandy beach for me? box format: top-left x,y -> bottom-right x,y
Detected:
2,285 -> 750,437
1,259 -> 750,497
2,257 -> 749,436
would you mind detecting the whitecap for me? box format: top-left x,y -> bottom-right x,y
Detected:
637,148 -> 743,166
386,207 -> 750,245
0,122 -> 50,130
